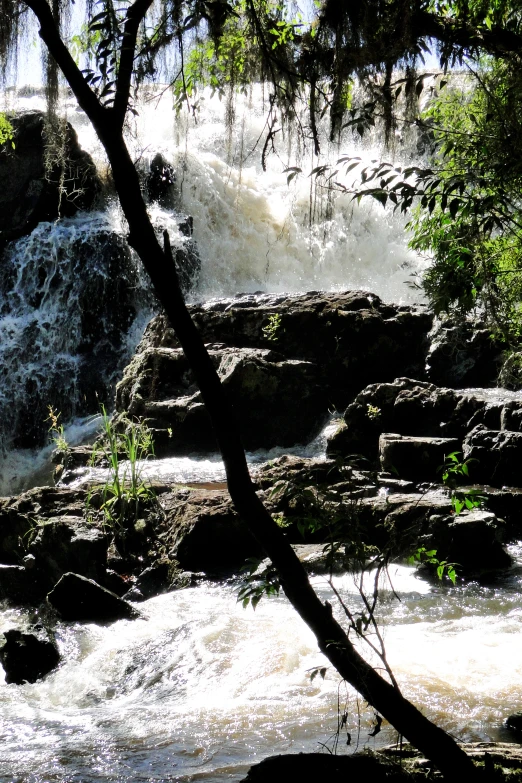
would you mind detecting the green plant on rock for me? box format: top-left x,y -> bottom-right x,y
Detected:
46,405 -> 68,453
408,546 -> 458,585
90,405 -> 156,531
0,113 -> 14,150
439,451 -> 486,516
262,313 -> 282,342
366,404 -> 381,421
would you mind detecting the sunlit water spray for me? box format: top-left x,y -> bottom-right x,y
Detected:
2,558 -> 522,782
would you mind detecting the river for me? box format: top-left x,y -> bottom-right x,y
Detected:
2,556 -> 522,782
0,83 -> 521,781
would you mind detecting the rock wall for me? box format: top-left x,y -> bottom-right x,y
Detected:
116,291 -> 433,453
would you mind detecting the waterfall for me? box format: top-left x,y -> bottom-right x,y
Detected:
0,85 -> 428,494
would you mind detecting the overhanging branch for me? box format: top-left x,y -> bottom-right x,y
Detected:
113,0 -> 155,127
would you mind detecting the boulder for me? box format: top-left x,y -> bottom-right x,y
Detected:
0,111 -> 99,245
47,572 -> 140,623
158,488 -> 262,572
123,561 -> 176,602
27,515 -> 109,590
379,433 -> 460,482
123,290 -> 433,414
0,628 -> 60,684
327,377 -> 512,463
146,152 -> 175,205
0,564 -> 41,604
426,315 -> 503,387
506,712 -> 522,733
0,486 -> 87,565
462,427 -> 522,487
421,508 -> 511,572
241,752 -> 404,783
116,345 -> 326,453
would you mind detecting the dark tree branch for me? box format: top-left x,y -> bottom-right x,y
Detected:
19,2 -> 486,776
414,9 -> 522,58
113,0 -> 155,126
299,8 -> 522,85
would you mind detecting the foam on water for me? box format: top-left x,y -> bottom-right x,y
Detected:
128,88 -> 428,301
8,87 -> 427,303
2,561 -> 522,782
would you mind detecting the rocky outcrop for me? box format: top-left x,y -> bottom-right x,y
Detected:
0,486 -> 111,599
0,628 -> 60,684
116,345 -> 326,453
426,315 -> 504,387
463,427 -> 522,487
0,111 -> 100,245
47,572 -> 140,623
157,488 -> 262,572
327,377 -> 520,465
379,433 -> 460,482
115,291 -> 433,454
242,752 -> 403,783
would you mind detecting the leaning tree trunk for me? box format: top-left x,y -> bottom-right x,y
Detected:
25,3 -> 479,777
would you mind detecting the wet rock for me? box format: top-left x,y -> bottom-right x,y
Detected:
158,488 -> 262,573
498,352 -> 522,390
383,741 -> 522,775
0,564 -> 41,604
0,628 -> 60,684
327,377 -> 507,462
506,712 -> 522,733
123,561 -> 176,602
426,316 -> 503,387
463,427 -> 522,487
253,455 -> 351,491
379,434 -> 460,482
0,486 -> 87,566
47,572 -> 140,623
501,400 -> 522,432
242,752 -> 404,782
0,111 -> 100,245
422,508 -> 511,572
147,152 -> 175,205
124,291 -> 432,416
116,345 -> 326,453
26,516 -> 109,591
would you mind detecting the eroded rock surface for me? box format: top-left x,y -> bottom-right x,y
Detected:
47,572 -> 140,623
115,291 -> 433,454
0,111 -> 99,245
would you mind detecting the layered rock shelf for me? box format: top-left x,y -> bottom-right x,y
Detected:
1,289 -> 520,685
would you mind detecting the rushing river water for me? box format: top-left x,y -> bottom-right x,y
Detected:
1,82 -> 521,781
2,558 -> 522,782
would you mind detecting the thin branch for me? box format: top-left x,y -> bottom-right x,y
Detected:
113,0 -> 155,127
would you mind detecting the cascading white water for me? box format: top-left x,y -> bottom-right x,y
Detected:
2,559 -> 522,782
0,208 -> 153,494
0,84 -> 429,494
10,86 -> 427,302
124,87 -> 428,301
